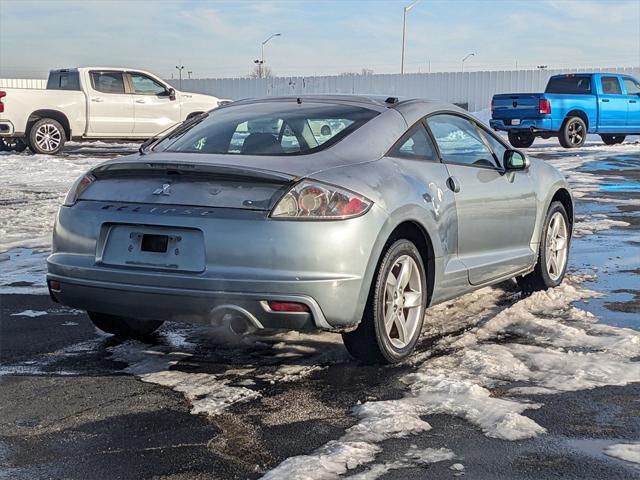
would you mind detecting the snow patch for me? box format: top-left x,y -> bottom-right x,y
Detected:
0,248 -> 48,294
260,441 -> 381,480
109,339 -> 261,417
574,214 -> 630,237
344,446 -> 455,480
603,442 -> 640,464
10,309 -> 47,317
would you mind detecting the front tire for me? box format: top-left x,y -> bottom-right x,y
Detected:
600,134 -> 625,145
88,312 -> 163,339
28,118 -> 66,155
559,117 -> 587,148
342,239 -> 426,364
517,201 -> 570,293
508,131 -> 535,148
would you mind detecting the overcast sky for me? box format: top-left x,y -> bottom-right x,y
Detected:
1,0 -> 638,79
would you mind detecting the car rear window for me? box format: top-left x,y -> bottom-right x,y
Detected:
155,101 -> 379,156
545,76 -> 592,94
47,71 -> 81,91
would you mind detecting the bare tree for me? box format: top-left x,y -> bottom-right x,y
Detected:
250,65 -> 274,79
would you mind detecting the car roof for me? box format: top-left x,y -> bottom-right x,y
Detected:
224,95 -> 467,121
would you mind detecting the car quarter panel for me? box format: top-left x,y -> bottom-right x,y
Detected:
312,155 -> 462,307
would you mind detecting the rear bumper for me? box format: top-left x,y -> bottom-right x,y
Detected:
46,272 -> 332,331
490,117 -> 554,133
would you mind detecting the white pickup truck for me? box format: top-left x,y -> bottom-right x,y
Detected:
0,67 -> 221,154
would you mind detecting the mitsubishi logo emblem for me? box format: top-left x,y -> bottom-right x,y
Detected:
153,183 -> 172,196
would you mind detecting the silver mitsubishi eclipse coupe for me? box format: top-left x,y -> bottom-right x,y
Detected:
47,95 -> 573,363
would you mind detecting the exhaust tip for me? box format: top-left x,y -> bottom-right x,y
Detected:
209,305 -> 262,335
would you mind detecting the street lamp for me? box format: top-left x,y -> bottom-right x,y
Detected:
401,1 -> 420,74
175,64 -> 184,88
461,53 -> 475,73
256,33 -> 281,79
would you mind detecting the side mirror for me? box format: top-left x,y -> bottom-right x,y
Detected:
503,149 -> 530,171
168,88 -> 176,101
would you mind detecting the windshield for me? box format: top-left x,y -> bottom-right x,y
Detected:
154,101 -> 379,156
545,76 -> 592,94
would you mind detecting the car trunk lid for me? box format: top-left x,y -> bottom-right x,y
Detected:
492,93 -> 544,120
81,160 -> 296,211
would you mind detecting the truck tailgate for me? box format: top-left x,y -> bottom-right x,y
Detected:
492,93 -> 543,120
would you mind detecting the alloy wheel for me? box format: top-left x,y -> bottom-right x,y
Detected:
567,120 -> 584,146
545,212 -> 568,281
34,123 -> 62,153
383,255 -> 424,349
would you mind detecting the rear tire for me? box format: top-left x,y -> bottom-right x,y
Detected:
342,239 -> 426,364
27,118 -> 66,155
559,117 -> 587,148
517,201 -> 570,293
508,131 -> 535,148
600,134 -> 625,145
88,312 -> 163,339
0,137 -> 28,152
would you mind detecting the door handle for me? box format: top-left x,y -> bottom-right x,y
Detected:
601,99 -> 610,102
447,176 -> 461,193
135,99 -> 146,104
91,97 -> 104,102
630,100 -> 638,104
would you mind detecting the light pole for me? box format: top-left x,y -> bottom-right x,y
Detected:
256,33 -> 281,79
461,53 -> 475,73
187,70 -> 193,79
401,1 -> 420,74
175,64 -> 184,88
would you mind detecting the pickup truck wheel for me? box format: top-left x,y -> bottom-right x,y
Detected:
559,117 -> 587,148
88,312 -> 164,339
28,118 -> 66,155
507,131 -> 535,148
600,134 -> 625,145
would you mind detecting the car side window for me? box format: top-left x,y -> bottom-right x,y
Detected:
90,71 -> 125,94
426,114 -> 497,168
602,76 -> 622,95
623,78 -> 640,95
130,73 -> 167,95
389,124 -> 438,161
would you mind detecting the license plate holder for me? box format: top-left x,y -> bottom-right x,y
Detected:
99,225 -> 205,272
512,119 -> 521,125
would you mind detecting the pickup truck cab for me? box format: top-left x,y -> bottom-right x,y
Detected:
0,67 -> 221,154
490,73 -> 640,148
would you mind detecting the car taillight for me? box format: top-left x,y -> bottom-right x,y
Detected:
539,98 -> 551,115
63,173 -> 95,206
270,180 -> 372,220
0,91 -> 5,113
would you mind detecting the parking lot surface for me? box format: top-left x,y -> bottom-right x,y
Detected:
1,138 -> 639,479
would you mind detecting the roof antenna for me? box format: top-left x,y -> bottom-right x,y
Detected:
296,97 -> 302,104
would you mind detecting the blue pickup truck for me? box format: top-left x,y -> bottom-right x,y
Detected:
490,73 -> 640,148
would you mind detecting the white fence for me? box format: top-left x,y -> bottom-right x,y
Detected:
169,67 -> 640,112
2,67 -> 639,112
0,78 -> 47,89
